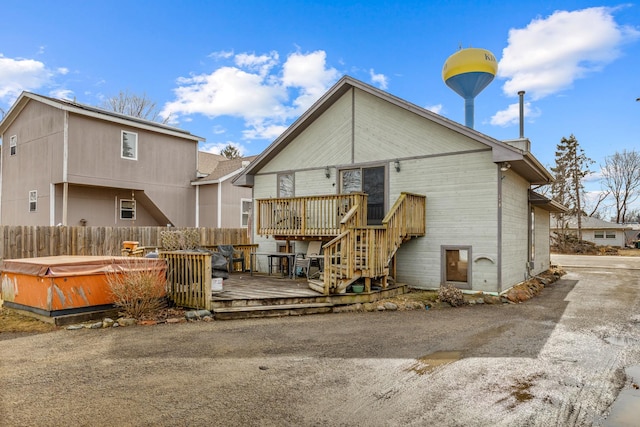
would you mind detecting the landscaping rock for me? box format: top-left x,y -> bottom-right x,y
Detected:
117,318 -> 137,327
102,318 -> 115,328
383,302 -> 398,311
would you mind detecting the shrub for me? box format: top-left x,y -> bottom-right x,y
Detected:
106,259 -> 167,319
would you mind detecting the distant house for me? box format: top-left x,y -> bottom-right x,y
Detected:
192,154 -> 256,228
0,92 -> 253,229
234,76 -> 566,294
552,216 -> 632,248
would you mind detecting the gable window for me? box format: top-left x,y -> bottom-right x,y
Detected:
120,199 -> 136,220
29,190 -> 37,212
278,173 -> 294,198
10,135 -> 17,156
241,199 -> 252,228
121,131 -> 138,160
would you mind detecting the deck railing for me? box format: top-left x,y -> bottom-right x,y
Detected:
323,193 -> 426,293
256,193 -> 368,238
161,251 -> 212,310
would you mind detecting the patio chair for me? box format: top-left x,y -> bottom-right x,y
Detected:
218,245 -> 245,273
294,240 -> 323,279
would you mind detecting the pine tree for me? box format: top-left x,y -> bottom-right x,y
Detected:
550,134 -> 593,241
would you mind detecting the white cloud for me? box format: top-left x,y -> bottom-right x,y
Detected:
498,7 -> 640,100
490,101 -> 540,127
201,141 -> 246,157
162,50 -> 340,141
208,50 -> 234,60
425,104 -> 443,115
369,69 -> 388,89
49,88 -> 74,100
0,54 -> 55,102
282,50 -> 340,112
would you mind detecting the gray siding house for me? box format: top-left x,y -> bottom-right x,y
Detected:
0,92 -> 204,227
235,76 -> 565,294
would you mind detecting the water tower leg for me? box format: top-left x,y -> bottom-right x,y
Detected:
464,97 -> 475,129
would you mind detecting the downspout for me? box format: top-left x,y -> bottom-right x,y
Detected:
217,182 -> 222,228
0,131 -> 3,224
62,111 -> 69,226
195,185 -> 200,227
497,166 -> 503,293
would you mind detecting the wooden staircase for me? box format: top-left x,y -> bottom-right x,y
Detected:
312,192 -> 426,295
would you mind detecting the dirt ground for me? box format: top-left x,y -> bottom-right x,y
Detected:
2,255 -> 640,426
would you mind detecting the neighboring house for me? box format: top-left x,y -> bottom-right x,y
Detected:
552,216 -> 632,248
234,76 -> 565,294
0,92 -> 204,227
192,155 -> 256,228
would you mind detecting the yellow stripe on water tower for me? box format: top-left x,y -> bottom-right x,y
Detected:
442,48 -> 498,81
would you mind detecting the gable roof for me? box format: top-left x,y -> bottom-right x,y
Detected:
198,151 -> 227,175
192,156 -> 257,185
234,75 -> 553,187
0,91 -> 205,143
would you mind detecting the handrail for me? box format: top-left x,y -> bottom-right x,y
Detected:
256,193 -> 367,237
321,192 -> 426,294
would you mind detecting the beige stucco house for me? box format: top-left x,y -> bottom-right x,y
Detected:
234,76 -> 565,294
0,92 -> 206,227
193,154 -> 256,228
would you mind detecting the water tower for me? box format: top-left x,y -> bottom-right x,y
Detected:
442,48 -> 498,128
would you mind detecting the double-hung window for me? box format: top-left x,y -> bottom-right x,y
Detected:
10,135 -> 17,156
241,199 -> 252,228
29,190 -> 37,212
120,199 -> 136,220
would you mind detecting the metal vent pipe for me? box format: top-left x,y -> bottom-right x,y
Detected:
518,91 -> 525,138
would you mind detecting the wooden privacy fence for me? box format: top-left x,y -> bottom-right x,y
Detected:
0,226 -> 250,261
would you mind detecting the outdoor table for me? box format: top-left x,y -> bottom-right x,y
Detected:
250,252 -> 296,278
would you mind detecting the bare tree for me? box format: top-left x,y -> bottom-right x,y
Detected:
221,144 -> 241,159
101,90 -> 170,124
601,150 -> 640,223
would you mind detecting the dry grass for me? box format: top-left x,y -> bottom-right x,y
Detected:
0,304 -> 58,335
618,248 -> 640,257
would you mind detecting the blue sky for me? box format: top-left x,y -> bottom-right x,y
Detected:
1,1 -> 639,215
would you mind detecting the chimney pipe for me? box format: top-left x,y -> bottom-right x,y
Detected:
518,91 -> 525,139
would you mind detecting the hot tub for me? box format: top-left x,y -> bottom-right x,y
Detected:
0,255 -> 166,319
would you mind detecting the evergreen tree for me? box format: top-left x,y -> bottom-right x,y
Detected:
221,144 -> 241,159
550,134 -> 593,241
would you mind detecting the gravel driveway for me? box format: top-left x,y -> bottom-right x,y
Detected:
1,255 -> 639,426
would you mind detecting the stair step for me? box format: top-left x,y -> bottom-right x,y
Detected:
213,302 -> 333,320
213,302 -> 333,313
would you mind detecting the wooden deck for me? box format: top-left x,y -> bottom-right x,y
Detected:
209,272 -> 408,320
